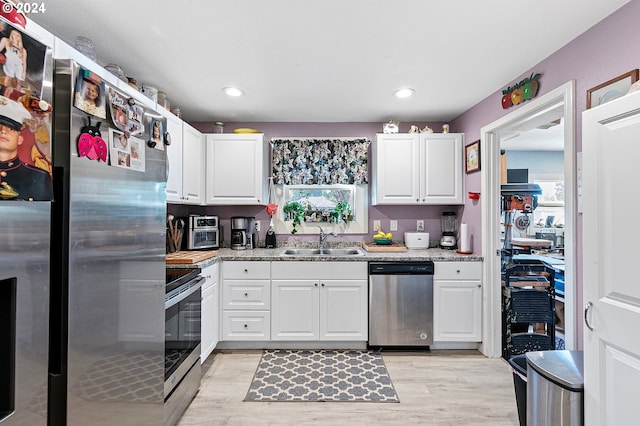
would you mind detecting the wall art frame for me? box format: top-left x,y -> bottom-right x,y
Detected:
587,69 -> 639,109
465,139 -> 481,174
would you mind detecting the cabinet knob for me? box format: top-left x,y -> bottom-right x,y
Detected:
321,283 -> 325,287
416,198 -> 419,202
244,268 -> 248,272
244,292 -> 248,297
244,324 -> 248,328
314,283 -> 318,287
456,270 -> 461,273
478,284 -> 481,288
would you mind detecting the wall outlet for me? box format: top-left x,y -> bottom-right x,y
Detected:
373,220 -> 381,231
390,220 -> 398,231
417,220 -> 424,231
255,221 -> 260,232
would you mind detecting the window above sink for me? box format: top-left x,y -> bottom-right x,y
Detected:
272,184 -> 368,235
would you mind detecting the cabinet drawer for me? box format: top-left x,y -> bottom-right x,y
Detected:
435,261 -> 482,280
223,261 -> 270,279
272,261 -> 366,280
222,311 -> 270,340
222,280 -> 270,309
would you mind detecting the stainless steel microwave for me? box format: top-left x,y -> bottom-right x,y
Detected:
187,215 -> 219,250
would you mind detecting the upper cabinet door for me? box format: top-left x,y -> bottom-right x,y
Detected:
164,112 -> 183,203
372,133 -> 421,204
420,133 -> 463,204
373,133 -> 464,205
205,134 -> 266,205
181,123 -> 205,204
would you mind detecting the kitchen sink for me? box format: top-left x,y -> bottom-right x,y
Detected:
281,248 -> 364,257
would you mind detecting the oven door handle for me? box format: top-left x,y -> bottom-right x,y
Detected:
165,276 -> 205,309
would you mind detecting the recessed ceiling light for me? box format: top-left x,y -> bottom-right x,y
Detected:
393,88 -> 415,98
223,87 -> 245,97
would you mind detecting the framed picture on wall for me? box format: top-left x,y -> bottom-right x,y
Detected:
465,140 -> 481,174
587,69 -> 639,109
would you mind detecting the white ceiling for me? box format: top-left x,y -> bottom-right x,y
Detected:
30,0 -> 628,124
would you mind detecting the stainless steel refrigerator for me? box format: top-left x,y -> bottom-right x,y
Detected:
0,21 -> 168,425
0,21 -> 54,426
47,59 -> 167,425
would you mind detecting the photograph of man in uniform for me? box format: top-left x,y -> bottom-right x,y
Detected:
0,95 -> 52,200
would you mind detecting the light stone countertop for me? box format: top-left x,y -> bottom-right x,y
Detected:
170,247 -> 483,269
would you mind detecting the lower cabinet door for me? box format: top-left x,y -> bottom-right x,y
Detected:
201,282 -> 218,362
271,280 -> 319,340
433,280 -> 482,342
319,280 -> 367,340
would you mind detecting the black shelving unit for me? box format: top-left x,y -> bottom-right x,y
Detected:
502,260 -> 556,360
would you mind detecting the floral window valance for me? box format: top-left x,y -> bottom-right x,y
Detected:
271,138 -> 370,185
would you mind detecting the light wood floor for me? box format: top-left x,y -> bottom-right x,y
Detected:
177,350 -> 520,425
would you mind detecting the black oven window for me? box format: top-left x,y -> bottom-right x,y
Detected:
165,289 -> 201,380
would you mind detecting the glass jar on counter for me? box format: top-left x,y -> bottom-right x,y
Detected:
171,107 -> 181,118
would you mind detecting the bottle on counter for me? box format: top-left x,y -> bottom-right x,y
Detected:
265,222 -> 277,248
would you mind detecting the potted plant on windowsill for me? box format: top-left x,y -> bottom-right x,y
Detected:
283,201 -> 306,234
329,202 -> 352,224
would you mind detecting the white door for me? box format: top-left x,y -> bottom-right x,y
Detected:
582,90 -> 640,425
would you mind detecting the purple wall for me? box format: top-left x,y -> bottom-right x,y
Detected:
450,1 -> 639,348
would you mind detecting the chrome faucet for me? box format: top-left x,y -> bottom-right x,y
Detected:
318,226 -> 338,253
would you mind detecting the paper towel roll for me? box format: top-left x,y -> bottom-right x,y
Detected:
460,223 -> 470,252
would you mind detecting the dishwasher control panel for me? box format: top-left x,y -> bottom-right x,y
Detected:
369,261 -> 434,275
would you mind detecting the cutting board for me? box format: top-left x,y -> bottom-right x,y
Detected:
166,250 -> 218,264
362,242 -> 408,252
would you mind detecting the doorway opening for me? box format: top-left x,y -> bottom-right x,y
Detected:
479,81 -> 576,358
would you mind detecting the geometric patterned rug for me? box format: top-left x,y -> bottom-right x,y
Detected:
244,350 -> 399,402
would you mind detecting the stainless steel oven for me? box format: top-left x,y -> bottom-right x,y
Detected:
164,268 -> 204,425
187,215 -> 219,250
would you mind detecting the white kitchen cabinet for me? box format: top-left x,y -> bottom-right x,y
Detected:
271,262 -> 367,341
200,262 -> 219,363
373,133 -> 464,205
181,123 -> 205,204
205,133 -> 267,205
164,112 -> 183,203
433,261 -> 482,342
221,261 -> 271,341
165,115 -> 205,204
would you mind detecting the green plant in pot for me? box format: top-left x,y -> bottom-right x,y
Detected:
283,201 -> 306,234
329,202 -> 352,224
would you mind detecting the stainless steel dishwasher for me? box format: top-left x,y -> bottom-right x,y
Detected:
369,261 -> 434,347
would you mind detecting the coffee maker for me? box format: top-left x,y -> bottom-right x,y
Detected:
440,211 -> 458,249
230,216 -> 255,250
231,217 -> 248,250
